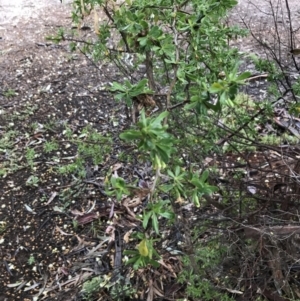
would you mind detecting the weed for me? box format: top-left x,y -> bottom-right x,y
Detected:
81,276 -> 103,300
28,254 -> 36,265
3,88 -> 17,97
26,175 -> 40,187
44,139 -> 59,153
25,147 -> 36,169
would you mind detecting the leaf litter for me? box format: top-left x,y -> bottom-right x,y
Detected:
0,2 -> 185,299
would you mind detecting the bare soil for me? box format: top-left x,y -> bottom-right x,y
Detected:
0,1 -> 128,300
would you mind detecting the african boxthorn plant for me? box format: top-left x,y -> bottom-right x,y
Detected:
54,0 -> 249,299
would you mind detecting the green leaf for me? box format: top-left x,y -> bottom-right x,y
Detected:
124,250 -> 138,256
149,259 -> 160,268
138,36 -> 148,47
150,111 -> 169,128
160,184 -> 174,192
109,82 -> 126,92
219,91 -> 227,105
236,71 -> 251,81
135,78 -> 148,90
190,95 -> 199,102
149,25 -> 162,38
167,169 -> 175,178
175,166 -> 181,176
120,130 -> 142,141
125,255 -> 139,265
114,93 -> 125,102
156,144 -> 172,163
190,177 -> 201,189
177,67 -> 188,84
151,213 -> 159,234
184,102 -> 198,110
205,99 -> 221,112
139,110 -> 148,128
142,211 -> 152,229
200,170 -> 209,182
160,43 -> 175,57
130,78 -> 151,96
210,82 -> 224,93
133,257 -> 144,270
159,211 -> 174,219
138,239 -> 149,257
192,192 -> 200,207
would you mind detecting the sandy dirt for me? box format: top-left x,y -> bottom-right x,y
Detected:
0,0 -> 72,52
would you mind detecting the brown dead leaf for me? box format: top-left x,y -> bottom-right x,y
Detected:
45,191 -> 57,205
112,163 -> 123,171
124,205 -> 138,220
72,235 -> 93,251
147,279 -> 154,301
55,226 -> 72,236
123,229 -> 133,243
129,187 -> 151,200
135,94 -> 156,107
175,196 -> 185,204
122,195 -> 142,208
105,225 -> 115,243
76,212 -> 99,225
84,238 -> 110,259
158,259 -> 177,278
152,283 -> 164,297
70,209 -> 85,216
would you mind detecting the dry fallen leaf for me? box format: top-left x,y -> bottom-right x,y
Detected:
123,229 -> 133,243
112,163 -> 123,171
76,212 -> 99,225
55,226 -> 72,236
45,191 -> 57,205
